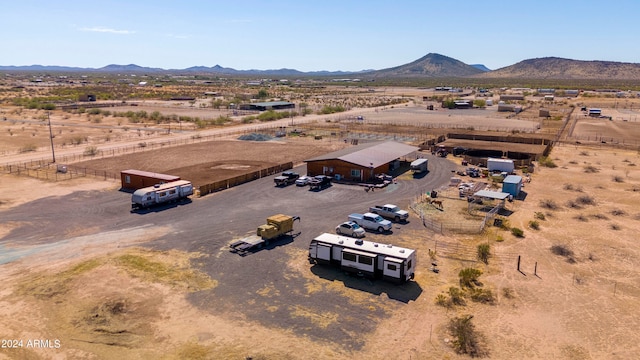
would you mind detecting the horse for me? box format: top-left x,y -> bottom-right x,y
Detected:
430,199 -> 443,209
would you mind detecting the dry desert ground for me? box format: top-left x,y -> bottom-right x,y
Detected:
1,88 -> 640,359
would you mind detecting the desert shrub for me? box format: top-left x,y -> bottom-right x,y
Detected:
610,223 -> 621,230
534,212 -> 546,220
566,200 -> 581,209
449,287 -> 466,306
563,183 -> 583,192
528,220 -> 540,230
502,287 -> 514,299
591,213 -> 608,220
576,195 -> 596,205
477,244 -> 490,264
448,315 -> 488,357
510,227 -> 524,238
540,199 -> 559,210
579,151 -> 589,156
70,136 -> 85,145
459,268 -> 482,288
551,245 -> 575,262
469,288 -> 495,304
435,294 -> 449,308
538,156 -> 557,168
574,214 -> 588,222
610,209 -> 626,216
583,165 -> 599,173
83,146 -> 98,156
87,108 -> 102,115
612,175 -> 624,183
495,235 -> 504,242
19,144 -> 37,153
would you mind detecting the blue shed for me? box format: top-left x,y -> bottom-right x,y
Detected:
502,175 -> 523,197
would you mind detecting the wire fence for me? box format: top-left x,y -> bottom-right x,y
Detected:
409,193 -> 504,236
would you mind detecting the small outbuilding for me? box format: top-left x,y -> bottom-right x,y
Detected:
502,175 -> 523,197
487,158 -> 515,173
240,101 -> 295,111
120,169 -> 181,191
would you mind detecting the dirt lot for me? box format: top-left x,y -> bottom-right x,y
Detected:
69,137 -> 350,186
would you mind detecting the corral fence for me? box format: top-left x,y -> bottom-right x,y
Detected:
1,161 -> 117,181
409,193 -> 503,235
196,162 -> 293,196
427,239 -> 519,263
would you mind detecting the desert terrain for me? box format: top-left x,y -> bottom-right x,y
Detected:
1,82 -> 640,359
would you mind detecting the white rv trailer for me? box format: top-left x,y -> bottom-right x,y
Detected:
308,233 -> 416,283
131,180 -> 193,210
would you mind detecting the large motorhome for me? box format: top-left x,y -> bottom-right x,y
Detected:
131,180 -> 193,210
308,233 -> 416,283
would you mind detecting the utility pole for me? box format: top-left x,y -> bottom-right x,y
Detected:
47,111 -> 56,163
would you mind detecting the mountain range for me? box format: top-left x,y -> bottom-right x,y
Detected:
3,53 -> 640,80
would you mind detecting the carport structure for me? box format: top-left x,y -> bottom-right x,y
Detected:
305,141 -> 418,182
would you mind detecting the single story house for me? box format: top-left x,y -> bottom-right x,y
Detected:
305,141 -> 418,182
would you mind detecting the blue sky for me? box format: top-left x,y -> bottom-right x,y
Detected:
2,1 -> 638,71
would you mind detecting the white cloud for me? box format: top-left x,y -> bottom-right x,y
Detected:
80,27 -> 135,35
167,34 -> 190,39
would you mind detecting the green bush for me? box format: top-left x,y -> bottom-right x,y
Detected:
459,268 -> 482,288
469,288 -> 495,304
477,244 -> 491,264
448,315 -> 488,357
528,220 -> 540,230
511,227 -> 524,238
538,156 -> 557,168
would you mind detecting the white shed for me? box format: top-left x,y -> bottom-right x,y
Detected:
487,158 -> 514,173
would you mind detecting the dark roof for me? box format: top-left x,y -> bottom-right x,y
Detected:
306,141 -> 419,168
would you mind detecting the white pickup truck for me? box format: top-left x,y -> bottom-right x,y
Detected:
348,212 -> 392,233
368,204 -> 409,222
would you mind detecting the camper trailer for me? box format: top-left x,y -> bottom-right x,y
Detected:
131,180 -> 193,210
308,233 -> 416,283
410,158 -> 428,173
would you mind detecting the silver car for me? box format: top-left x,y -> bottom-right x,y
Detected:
335,221 -> 366,238
295,175 -> 311,186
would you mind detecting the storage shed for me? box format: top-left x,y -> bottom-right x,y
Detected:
120,169 -> 181,191
487,158 -> 515,173
502,175 -> 523,197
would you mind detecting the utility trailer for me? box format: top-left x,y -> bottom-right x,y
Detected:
230,214 -> 300,255
308,233 -> 416,283
131,180 -> 193,210
410,158 -> 428,173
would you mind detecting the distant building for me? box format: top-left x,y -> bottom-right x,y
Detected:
239,101 -> 295,111
588,108 -> 602,117
498,103 -> 523,113
78,94 -> 96,102
500,94 -> 525,101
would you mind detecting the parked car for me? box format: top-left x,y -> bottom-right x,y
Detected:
335,221 -> 366,238
295,175 -> 311,186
